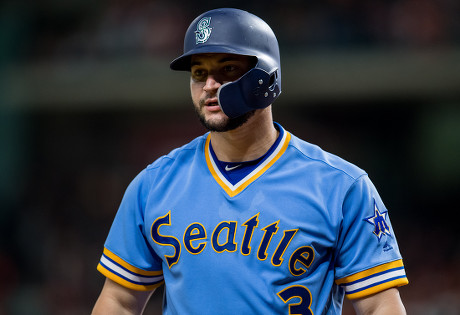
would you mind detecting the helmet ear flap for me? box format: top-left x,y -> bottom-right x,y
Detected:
268,71 -> 278,91
217,68 -> 281,118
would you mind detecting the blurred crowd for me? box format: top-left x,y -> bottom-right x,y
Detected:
2,0 -> 459,64
1,0 -> 460,314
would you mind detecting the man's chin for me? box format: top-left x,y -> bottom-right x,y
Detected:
196,109 -> 256,132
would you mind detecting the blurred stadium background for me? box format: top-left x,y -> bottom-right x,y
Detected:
1,0 -> 459,314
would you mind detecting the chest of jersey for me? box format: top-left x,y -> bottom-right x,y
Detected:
143,145 -> 352,314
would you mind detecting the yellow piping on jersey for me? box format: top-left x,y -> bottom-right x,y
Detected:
205,131 -> 291,197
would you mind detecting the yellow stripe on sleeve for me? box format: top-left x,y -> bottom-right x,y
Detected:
103,247 -> 162,276
97,263 -> 164,291
346,277 -> 408,300
336,259 -> 405,285
336,259 -> 408,300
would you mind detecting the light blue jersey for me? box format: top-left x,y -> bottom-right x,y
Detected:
98,124 -> 408,314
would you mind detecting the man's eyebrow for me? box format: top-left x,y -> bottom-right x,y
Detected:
190,60 -> 202,68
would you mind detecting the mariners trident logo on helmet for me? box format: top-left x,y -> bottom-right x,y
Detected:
195,17 -> 212,44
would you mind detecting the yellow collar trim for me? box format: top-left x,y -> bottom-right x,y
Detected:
205,130 -> 291,197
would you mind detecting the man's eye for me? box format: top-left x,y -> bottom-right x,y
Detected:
223,65 -> 237,73
192,70 -> 206,81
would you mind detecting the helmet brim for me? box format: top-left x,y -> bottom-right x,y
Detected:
170,45 -> 257,71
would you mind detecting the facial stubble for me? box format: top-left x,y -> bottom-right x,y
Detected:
194,101 -> 256,132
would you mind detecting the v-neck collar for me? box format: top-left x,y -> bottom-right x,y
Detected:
204,125 -> 291,197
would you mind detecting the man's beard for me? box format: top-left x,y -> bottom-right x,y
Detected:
194,104 -> 256,132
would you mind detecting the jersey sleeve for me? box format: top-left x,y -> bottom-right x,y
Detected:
97,169 -> 164,291
334,175 -> 408,299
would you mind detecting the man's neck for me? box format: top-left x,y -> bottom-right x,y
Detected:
210,108 -> 278,162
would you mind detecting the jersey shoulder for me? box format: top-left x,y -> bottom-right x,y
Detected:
287,132 -> 367,181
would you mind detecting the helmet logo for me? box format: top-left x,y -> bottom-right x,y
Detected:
195,17 -> 212,44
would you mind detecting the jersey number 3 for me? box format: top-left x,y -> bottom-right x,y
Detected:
277,285 -> 313,315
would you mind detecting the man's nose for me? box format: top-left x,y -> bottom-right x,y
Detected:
203,75 -> 221,92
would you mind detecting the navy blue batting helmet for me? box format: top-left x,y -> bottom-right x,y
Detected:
170,8 -> 281,118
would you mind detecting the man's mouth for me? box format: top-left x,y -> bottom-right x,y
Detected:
203,98 -> 221,112
205,98 -> 219,106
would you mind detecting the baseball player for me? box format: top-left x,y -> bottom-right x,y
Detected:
93,8 -> 408,314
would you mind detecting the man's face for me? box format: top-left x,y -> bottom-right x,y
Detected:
190,53 -> 256,132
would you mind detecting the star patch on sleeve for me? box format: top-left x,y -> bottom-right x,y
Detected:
364,201 -> 391,241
